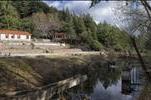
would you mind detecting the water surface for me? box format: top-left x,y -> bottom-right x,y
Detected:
63,59 -> 143,100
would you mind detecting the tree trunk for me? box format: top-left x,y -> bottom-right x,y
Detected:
130,36 -> 151,81
141,0 -> 151,21
142,0 -> 151,12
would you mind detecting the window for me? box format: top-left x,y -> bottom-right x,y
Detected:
26,35 -> 29,39
6,34 -> 9,38
17,35 -> 20,39
58,35 -> 62,38
11,35 -> 14,39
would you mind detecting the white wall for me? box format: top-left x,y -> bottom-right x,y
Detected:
33,42 -> 66,46
0,34 -> 31,41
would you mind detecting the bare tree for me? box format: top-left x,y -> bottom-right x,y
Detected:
113,1 -> 151,80
36,21 -> 61,39
90,0 -> 151,80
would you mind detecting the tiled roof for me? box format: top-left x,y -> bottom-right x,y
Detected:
0,29 -> 31,35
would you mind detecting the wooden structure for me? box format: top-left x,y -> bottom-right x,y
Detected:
1,74 -> 87,100
50,32 -> 66,42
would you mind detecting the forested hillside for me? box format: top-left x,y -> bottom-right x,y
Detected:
0,1 -> 137,51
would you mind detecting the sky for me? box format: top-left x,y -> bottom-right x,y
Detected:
43,1 -> 151,36
43,1 -> 123,24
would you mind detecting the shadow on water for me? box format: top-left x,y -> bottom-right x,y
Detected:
58,59 -> 144,100
0,57 -> 144,100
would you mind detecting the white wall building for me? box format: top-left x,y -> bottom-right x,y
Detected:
0,30 -> 31,41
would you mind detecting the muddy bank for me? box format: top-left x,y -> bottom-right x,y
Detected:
0,55 -> 108,95
1,54 -> 146,100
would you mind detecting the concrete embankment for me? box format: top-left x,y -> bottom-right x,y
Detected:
0,51 -> 100,57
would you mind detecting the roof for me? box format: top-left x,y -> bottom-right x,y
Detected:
54,32 -> 65,36
0,30 -> 31,35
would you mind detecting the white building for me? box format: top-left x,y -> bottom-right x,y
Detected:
0,30 -> 31,41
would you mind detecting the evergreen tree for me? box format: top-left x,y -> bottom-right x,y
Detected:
83,14 -> 98,40
0,1 -> 19,29
62,9 -> 77,43
75,17 -> 86,34
12,1 -> 50,18
97,22 -> 129,51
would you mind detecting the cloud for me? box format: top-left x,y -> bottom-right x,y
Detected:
44,1 -> 91,14
43,1 -> 64,10
44,1 -> 123,24
63,1 -> 91,14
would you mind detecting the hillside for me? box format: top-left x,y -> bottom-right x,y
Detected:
0,55 -> 105,95
0,1 -> 130,51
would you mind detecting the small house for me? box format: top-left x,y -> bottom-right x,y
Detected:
49,32 -> 66,42
0,30 -> 31,41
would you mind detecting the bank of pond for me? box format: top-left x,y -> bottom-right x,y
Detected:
0,55 -> 150,100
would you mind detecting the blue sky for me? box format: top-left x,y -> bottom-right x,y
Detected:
43,1 -> 150,36
43,1 -> 122,24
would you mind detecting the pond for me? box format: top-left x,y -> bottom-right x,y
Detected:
0,56 -> 144,100
56,58 -> 144,100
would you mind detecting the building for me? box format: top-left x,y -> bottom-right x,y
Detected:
49,32 -> 66,42
52,32 -> 66,41
0,30 -> 31,41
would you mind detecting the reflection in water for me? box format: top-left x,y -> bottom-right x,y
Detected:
122,63 -> 142,96
61,59 -> 143,100
91,80 -> 132,100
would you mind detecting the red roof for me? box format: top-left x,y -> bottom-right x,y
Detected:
0,30 -> 31,35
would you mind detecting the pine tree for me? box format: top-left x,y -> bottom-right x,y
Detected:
0,1 -> 19,29
62,9 -> 77,43
83,14 -> 98,40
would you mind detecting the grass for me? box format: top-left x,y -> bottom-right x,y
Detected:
138,50 -> 151,100
0,55 -> 104,94
138,83 -> 151,100
0,57 -> 43,94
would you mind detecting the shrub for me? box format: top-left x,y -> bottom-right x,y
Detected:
89,40 -> 103,51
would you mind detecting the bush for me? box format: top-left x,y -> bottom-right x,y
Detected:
113,44 -> 123,52
89,40 -> 103,51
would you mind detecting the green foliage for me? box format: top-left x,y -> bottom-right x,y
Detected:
0,1 -> 131,51
63,22 -> 77,40
145,33 -> 151,50
89,39 -> 103,51
0,16 -> 19,29
20,19 -> 34,32
83,14 -> 98,40
62,10 -> 77,41
11,1 -> 32,18
0,1 -> 33,32
0,1 -> 18,18
97,22 -> 130,51
73,16 -> 86,35
0,1 -> 19,29
0,16 -> 33,32
12,1 -> 50,18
